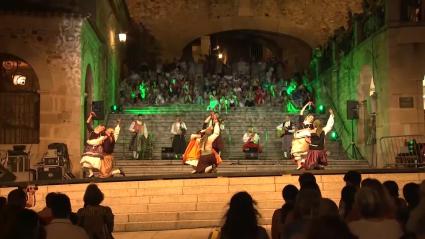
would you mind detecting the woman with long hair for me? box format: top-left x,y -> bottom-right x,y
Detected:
304,109 -> 334,170
220,192 -> 269,239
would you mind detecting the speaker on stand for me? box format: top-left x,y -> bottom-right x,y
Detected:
345,100 -> 365,160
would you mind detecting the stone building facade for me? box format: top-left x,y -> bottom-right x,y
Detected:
0,0 -> 129,176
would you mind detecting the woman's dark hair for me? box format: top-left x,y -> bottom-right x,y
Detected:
341,185 -> 357,218
383,180 -> 399,198
83,184 -> 104,206
0,196 -> 6,209
282,184 -> 299,203
222,191 -> 260,239
11,209 -> 46,239
45,192 -> 57,208
403,183 -> 420,209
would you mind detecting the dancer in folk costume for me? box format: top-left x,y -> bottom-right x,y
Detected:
292,101 -> 315,170
276,116 -> 296,159
128,115 -> 149,159
304,109 -> 335,170
171,117 -> 188,156
80,112 -> 105,178
183,114 -> 222,173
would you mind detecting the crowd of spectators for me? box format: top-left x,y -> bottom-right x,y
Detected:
3,171 -> 423,239
0,184 -> 113,239
119,57 -> 314,113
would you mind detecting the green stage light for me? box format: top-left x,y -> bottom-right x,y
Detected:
111,105 -> 122,113
317,104 -> 325,114
330,131 -> 338,141
407,139 -> 416,154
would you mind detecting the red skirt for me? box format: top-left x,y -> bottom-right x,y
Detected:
304,150 -> 328,170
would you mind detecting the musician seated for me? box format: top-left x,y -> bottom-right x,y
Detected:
242,127 -> 262,153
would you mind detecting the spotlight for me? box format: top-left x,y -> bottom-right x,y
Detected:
218,53 -> 223,59
13,74 -> 26,86
118,33 -> 127,42
111,105 -> 122,113
317,104 -> 325,114
330,131 -> 339,141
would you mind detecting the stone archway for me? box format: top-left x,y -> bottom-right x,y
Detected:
0,53 -> 40,144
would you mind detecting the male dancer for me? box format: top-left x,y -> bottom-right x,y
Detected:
80,112 -> 105,178
276,115 -> 295,159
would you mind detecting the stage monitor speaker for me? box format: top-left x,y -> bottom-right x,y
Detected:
92,101 -> 104,120
0,165 -> 17,182
161,147 -> 175,159
347,100 -> 359,120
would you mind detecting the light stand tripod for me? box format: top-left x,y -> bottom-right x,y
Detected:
344,119 -> 365,160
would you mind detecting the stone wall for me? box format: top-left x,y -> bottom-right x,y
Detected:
314,25 -> 425,167
0,0 -> 128,176
0,13 -> 84,174
0,172 -> 423,231
126,0 -> 364,60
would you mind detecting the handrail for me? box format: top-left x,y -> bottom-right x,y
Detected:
379,134 -> 425,168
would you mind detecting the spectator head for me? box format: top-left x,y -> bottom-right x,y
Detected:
355,187 -> 385,219
50,193 -> 72,219
343,171 -> 362,188
403,182 -> 420,209
11,208 -> 45,239
222,191 -> 260,239
340,185 -> 357,217
306,216 -> 357,239
83,184 -> 104,207
362,178 -> 395,216
0,196 -> 6,209
293,188 -> 322,220
7,188 -> 27,209
299,172 -> 316,188
282,184 -> 299,203
318,198 -> 339,217
45,192 -> 57,208
383,180 -> 399,198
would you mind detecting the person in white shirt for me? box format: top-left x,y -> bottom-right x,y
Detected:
243,127 -> 262,153
171,117 -> 188,156
45,193 -> 89,239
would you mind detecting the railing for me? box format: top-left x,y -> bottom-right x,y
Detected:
380,135 -> 425,168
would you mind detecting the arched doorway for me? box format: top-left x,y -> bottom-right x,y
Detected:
0,53 -> 40,143
83,65 -> 94,141
357,65 -> 376,147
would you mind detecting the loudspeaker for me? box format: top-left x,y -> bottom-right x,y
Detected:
0,165 -> 17,182
161,147 -> 175,159
37,166 -> 64,180
92,101 -> 104,120
347,100 -> 359,120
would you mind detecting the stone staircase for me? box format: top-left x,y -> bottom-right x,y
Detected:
106,105 -> 369,175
